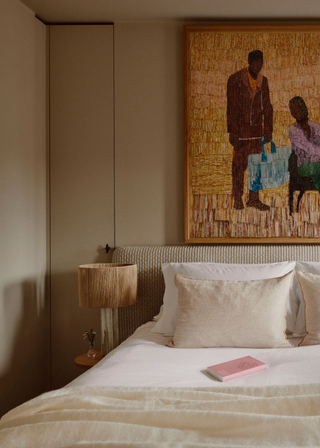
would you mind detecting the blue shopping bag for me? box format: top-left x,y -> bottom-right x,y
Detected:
248,137 -> 291,192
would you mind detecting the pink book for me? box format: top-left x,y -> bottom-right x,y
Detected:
207,355 -> 266,382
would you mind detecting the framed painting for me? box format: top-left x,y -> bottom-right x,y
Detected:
184,24 -> 320,243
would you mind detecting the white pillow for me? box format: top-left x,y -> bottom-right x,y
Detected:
293,262 -> 320,336
295,271 -> 320,346
167,272 -> 294,349
151,261 -> 297,336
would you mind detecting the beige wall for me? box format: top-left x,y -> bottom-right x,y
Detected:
48,23 -> 186,389
49,25 -> 114,389
48,22 -> 186,389
114,23 -> 185,246
0,0 -> 49,416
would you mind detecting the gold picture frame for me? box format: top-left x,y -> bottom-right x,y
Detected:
184,24 -> 320,243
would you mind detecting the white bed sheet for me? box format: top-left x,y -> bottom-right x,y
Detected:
68,321 -> 320,388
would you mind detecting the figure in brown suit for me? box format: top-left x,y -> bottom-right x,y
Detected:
227,50 -> 273,210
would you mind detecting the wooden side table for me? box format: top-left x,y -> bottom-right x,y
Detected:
75,351 -> 102,370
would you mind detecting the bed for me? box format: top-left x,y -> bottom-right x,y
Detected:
1,245 -> 320,447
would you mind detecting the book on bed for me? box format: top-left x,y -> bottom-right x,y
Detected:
207,356 -> 266,382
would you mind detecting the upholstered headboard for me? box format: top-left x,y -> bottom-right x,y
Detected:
113,244 -> 320,343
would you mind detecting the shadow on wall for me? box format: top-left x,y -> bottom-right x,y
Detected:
50,246 -> 111,391
0,279 -> 50,418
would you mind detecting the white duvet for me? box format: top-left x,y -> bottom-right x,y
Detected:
68,321 -> 320,388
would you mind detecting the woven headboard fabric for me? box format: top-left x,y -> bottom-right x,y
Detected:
113,244 -> 320,343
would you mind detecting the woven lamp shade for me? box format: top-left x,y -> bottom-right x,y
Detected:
79,263 -> 137,309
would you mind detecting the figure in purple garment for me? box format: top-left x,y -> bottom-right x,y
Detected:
289,96 -> 320,192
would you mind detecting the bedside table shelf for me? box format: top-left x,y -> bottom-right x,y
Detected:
75,351 -> 102,369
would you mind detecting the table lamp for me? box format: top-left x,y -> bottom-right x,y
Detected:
78,263 -> 137,356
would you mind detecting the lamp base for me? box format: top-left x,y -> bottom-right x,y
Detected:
101,308 -> 119,356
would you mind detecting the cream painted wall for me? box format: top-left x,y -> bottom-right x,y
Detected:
47,22 -> 185,389
50,25 -> 114,390
114,23 -> 185,246
0,0 -> 49,417
48,23 -> 185,389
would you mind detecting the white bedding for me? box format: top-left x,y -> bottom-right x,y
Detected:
68,321 -> 320,388
1,383 -> 320,447
2,321 -> 320,447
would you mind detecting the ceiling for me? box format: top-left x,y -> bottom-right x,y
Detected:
19,0 -> 320,24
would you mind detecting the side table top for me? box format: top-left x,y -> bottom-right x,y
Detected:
75,351 -> 102,369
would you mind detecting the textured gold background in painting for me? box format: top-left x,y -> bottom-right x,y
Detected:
189,31 -> 320,239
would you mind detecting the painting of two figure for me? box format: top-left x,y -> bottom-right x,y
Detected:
184,25 -> 320,243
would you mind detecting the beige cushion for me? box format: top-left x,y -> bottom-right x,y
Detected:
167,272 -> 294,349
295,271 -> 320,346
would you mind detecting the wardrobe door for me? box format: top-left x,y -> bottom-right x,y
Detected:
50,25 -> 114,389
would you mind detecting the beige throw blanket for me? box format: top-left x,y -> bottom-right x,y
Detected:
1,384 -> 320,447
